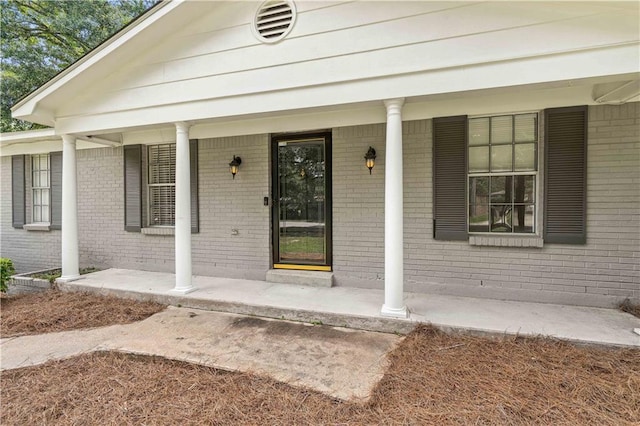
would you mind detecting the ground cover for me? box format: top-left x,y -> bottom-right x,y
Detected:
1,291 -> 638,425
0,290 -> 165,337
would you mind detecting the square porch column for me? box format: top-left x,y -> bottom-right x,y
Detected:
381,98 -> 408,318
171,122 -> 195,294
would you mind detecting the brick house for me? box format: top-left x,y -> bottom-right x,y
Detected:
1,1 -> 639,314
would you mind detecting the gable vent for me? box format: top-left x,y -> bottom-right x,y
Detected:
253,0 -> 296,43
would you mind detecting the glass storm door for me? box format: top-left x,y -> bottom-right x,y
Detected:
272,133 -> 332,270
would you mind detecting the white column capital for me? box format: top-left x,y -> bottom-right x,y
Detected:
174,122 -> 191,135
383,98 -> 405,114
61,134 -> 77,144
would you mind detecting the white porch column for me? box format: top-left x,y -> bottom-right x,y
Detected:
381,98 -> 408,318
171,122 -> 194,294
59,134 -> 80,282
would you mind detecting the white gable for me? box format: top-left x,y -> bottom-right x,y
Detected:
12,0 -> 640,136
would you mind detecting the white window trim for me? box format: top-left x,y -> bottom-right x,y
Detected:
30,153 -> 51,226
466,112 -> 542,239
147,143 -> 176,228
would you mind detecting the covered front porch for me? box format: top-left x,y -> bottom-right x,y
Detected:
57,268 -> 640,348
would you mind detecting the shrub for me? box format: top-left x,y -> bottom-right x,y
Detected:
0,258 -> 16,293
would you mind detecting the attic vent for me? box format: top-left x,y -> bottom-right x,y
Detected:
253,0 -> 296,43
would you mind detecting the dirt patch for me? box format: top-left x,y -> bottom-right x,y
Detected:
2,325 -> 638,425
0,290 -> 165,338
620,299 -> 640,319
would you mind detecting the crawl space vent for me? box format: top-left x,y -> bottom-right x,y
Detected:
253,0 -> 296,43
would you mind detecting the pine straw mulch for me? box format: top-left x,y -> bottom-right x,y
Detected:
2,325 -> 639,425
0,290 -> 165,338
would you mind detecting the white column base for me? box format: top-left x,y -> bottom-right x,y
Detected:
381,304 -> 409,319
56,275 -> 81,284
168,286 -> 197,295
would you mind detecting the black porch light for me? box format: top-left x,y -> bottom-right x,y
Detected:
364,146 -> 376,174
229,155 -> 242,179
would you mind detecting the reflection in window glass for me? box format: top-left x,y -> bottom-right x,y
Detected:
515,114 -> 537,142
491,116 -> 512,144
515,143 -> 536,171
467,113 -> 537,234
491,145 -> 512,172
469,146 -> 489,173
469,118 -> 489,146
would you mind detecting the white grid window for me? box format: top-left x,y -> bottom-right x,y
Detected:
468,113 -> 538,234
148,144 -> 176,226
31,154 -> 50,223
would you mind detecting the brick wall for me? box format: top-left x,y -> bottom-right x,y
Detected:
1,156 -> 61,272
333,103 -> 639,306
2,103 -> 638,306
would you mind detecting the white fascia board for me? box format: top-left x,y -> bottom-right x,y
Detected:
54,43 -> 639,136
10,0 -> 176,121
0,128 -> 57,146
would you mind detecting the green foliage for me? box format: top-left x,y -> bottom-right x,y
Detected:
1,0 -> 156,132
0,258 -> 16,293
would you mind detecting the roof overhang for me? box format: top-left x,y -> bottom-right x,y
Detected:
10,0 -> 176,125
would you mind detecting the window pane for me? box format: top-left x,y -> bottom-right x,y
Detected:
490,205 -> 512,232
469,205 -> 490,232
514,175 -> 535,204
515,114 -> 537,142
469,177 -> 489,204
513,205 -> 534,233
41,206 -> 49,223
41,189 -> 49,206
490,176 -> 512,203
491,145 -> 512,172
491,116 -> 512,144
469,146 -> 489,173
40,171 -> 49,187
514,143 -> 536,171
469,118 -> 489,146
34,206 -> 41,223
32,169 -> 40,187
149,185 -> 175,226
34,189 -> 41,206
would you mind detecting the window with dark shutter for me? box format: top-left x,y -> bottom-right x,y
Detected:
544,106 -> 587,244
124,144 -> 143,232
50,152 -> 62,230
190,139 -> 199,233
433,116 -> 468,241
11,155 -> 26,228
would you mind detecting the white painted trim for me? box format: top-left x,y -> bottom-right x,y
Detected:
60,135 -> 80,280
11,0 -> 175,119
52,43 -> 640,136
381,98 -> 408,319
173,122 -> 194,293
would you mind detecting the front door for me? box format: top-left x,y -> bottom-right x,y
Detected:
272,133 -> 332,270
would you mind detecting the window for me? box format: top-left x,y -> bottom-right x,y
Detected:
467,114 -> 537,234
123,141 -> 198,233
31,154 -> 50,223
433,106 -> 586,244
148,144 -> 176,226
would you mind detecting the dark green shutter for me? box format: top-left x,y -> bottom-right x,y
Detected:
190,139 -> 199,233
544,106 -> 587,244
11,155 -> 26,228
50,151 -> 63,230
124,145 -> 143,232
433,116 -> 468,241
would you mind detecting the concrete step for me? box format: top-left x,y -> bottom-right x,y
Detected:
266,269 -> 334,288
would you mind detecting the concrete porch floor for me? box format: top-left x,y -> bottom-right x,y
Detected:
59,268 -> 640,348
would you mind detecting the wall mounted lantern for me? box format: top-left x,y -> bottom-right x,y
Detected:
364,146 -> 376,174
229,155 -> 242,179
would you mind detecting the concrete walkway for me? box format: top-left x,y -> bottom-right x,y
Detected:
1,307 -> 401,401
58,268 -> 640,348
